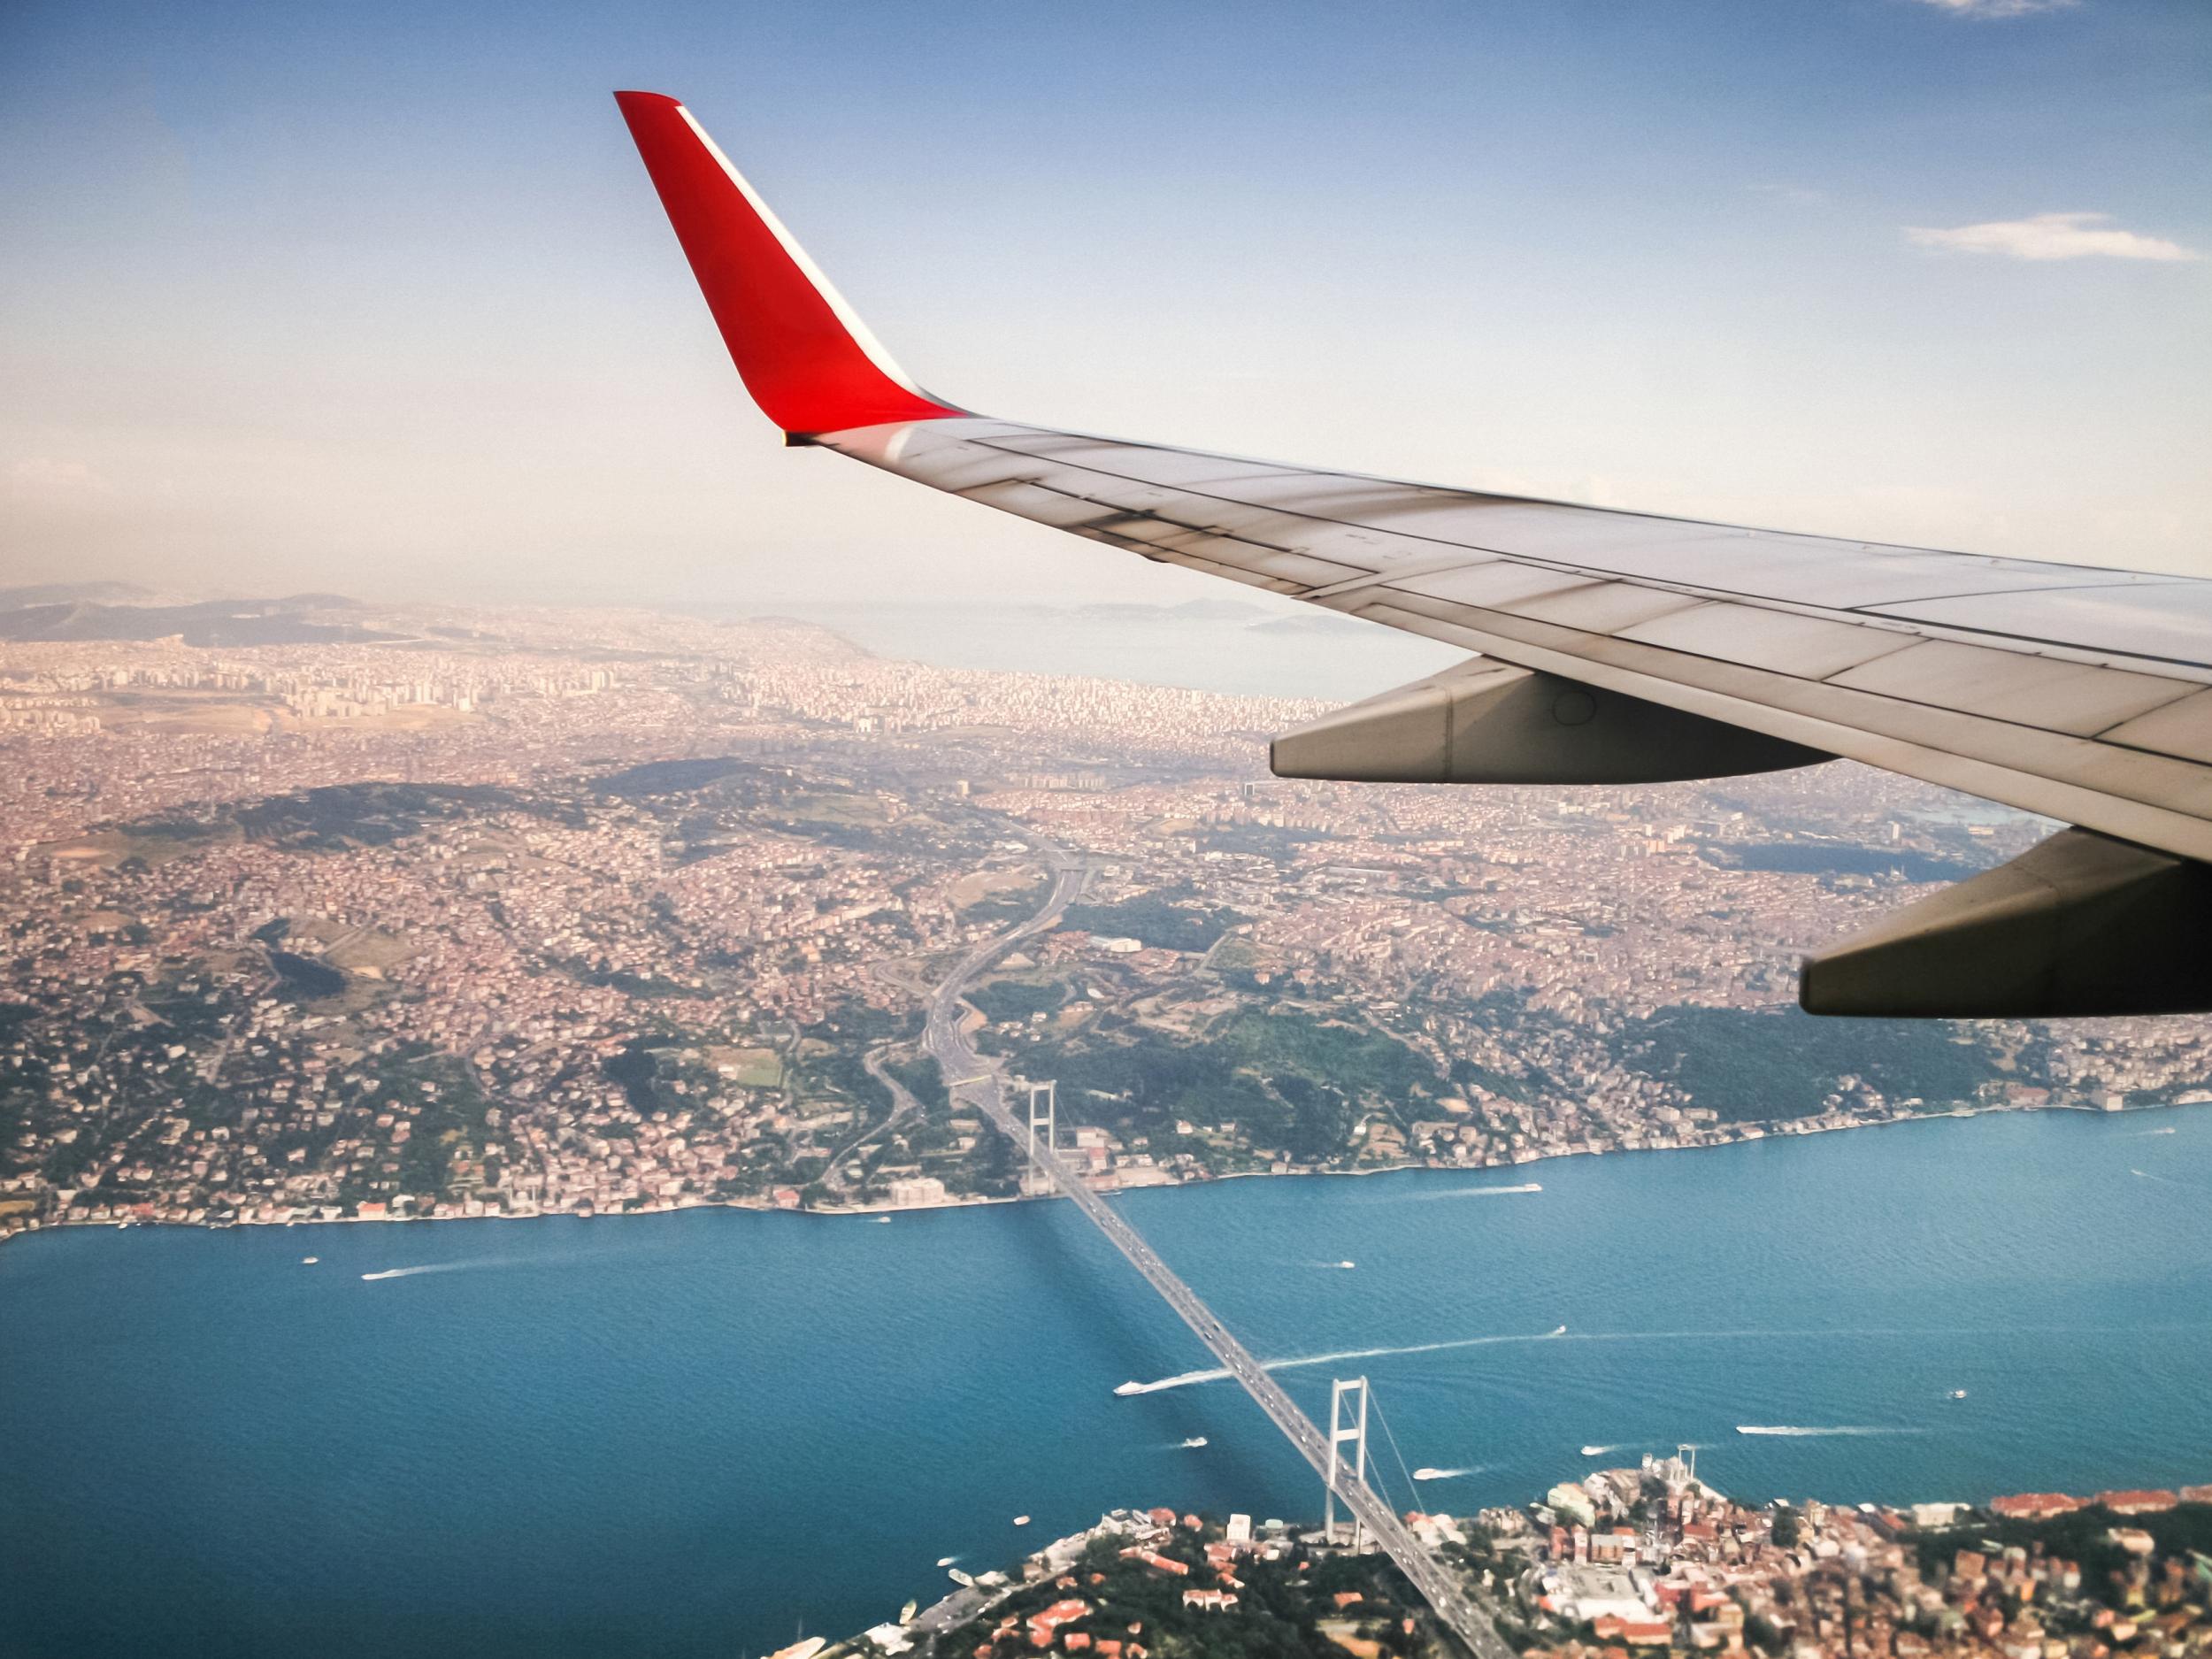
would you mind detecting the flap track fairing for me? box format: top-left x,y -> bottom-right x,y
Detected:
1802,827 -> 2212,1018
1270,661 -> 1828,786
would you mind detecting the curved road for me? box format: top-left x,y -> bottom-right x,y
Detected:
820,1047 -> 923,1198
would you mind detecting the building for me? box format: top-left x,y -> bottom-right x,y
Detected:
2096,1490 -> 2179,1516
1990,1493 -> 2087,1520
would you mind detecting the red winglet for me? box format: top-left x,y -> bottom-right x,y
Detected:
615,91 -> 964,436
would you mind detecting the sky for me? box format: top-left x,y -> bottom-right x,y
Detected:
0,0 -> 2207,612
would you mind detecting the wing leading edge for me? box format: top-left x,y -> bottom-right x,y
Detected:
617,92 -> 2212,1018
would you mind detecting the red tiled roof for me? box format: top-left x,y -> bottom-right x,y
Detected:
2095,1490 -> 2177,1515
1990,1494 -> 2086,1520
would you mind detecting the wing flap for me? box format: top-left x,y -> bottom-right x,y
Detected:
1616,605 -> 1918,678
1824,641 -> 2193,737
1494,582 -> 1707,634
1871,582 -> 2212,665
2105,689 -> 2212,765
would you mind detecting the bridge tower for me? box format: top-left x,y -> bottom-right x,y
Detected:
1025,1080 -> 1057,1191
1324,1376 -> 1371,1552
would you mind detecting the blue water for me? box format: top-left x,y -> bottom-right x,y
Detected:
3,1107 -> 2209,1658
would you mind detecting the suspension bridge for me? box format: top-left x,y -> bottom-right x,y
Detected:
915,835 -> 1514,1659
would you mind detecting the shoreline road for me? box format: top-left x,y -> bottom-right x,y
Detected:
911,826 -> 1513,1659
910,1576 -> 1016,1645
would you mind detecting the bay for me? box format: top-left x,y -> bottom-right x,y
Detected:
2,1106 -> 2208,1658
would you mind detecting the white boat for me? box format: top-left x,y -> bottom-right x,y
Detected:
1113,1381 -> 1142,1396
1412,1467 -> 1445,1481
301,1256 -> 319,1265
1012,1515 -> 1031,1526
874,1216 -> 892,1224
1338,1260 -> 1356,1269
948,1568 -> 975,1588
768,1640 -> 826,1659
936,1555 -> 958,1568
1550,1324 -> 1567,1336
1179,1436 -> 1208,1448
1579,1445 -> 1608,1457
1948,1389 -> 1968,1400
900,1601 -> 918,1624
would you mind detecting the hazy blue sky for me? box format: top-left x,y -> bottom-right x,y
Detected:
2,0 -> 2206,610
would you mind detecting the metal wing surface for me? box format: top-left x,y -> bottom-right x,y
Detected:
617,91 -> 2212,1018
825,417 -> 2212,863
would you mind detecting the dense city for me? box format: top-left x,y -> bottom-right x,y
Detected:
834,1462 -> 2212,1659
4,592 -> 2210,1243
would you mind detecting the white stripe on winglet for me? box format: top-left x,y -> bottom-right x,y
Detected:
674,104 -> 934,401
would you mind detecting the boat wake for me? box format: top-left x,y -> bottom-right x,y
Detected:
1116,1316 -> 2210,1396
1302,1260 -> 1358,1271
2130,1126 -> 2177,1137
359,1259 -> 504,1282
1116,1325 -> 1567,1395
1735,1425 -> 1921,1438
1411,1465 -> 1485,1481
1406,1182 -> 1542,1201
2131,1167 -> 2207,1190
1118,1369 -> 1223,1396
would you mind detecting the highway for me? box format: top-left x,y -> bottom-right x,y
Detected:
915,832 -> 1513,1659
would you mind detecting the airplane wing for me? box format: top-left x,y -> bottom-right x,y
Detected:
616,91 -> 2212,1019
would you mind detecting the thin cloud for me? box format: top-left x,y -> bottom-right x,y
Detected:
1907,0 -> 2078,17
1906,212 -> 2201,263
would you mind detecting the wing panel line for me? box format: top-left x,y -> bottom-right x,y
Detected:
921,431 -> 2212,675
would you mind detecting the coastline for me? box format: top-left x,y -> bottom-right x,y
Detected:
836,1478 -> 2212,1659
7,1077 -> 2208,1659
4,1093 -> 2194,1256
